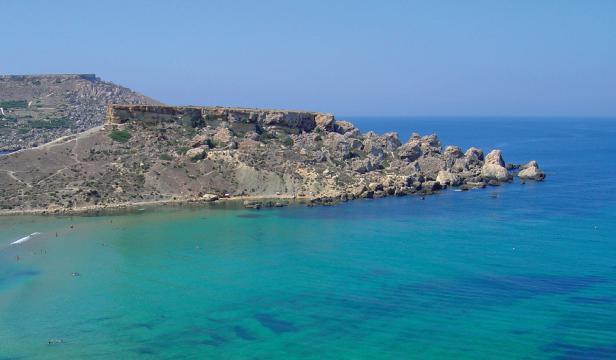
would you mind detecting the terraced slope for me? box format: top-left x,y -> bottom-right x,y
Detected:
0,74 -> 161,151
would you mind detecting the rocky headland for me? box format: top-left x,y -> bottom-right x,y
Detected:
0,104 -> 545,215
0,74 -> 161,151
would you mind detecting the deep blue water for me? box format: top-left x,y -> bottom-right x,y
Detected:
1,117 -> 615,359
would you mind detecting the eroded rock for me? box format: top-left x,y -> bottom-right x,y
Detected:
518,160 -> 546,181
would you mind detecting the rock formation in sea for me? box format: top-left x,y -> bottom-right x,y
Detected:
0,105 -> 545,213
518,160 -> 546,181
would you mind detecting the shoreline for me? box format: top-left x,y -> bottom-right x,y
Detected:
0,183 -> 489,217
0,194 -> 317,217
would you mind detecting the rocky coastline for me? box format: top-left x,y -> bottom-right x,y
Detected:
0,105 -> 544,215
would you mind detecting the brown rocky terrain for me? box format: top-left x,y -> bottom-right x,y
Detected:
0,105 -> 545,214
0,74 -> 161,151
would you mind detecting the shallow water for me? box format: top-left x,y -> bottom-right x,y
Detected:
1,118 -> 615,359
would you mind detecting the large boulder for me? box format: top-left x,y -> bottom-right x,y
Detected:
334,120 -> 356,135
190,134 -> 208,148
349,138 -> 363,150
324,133 -> 353,159
201,193 -> 219,201
443,145 -> 463,170
420,134 -> 441,154
464,147 -> 484,162
485,149 -> 505,167
444,145 -> 463,159
416,157 -> 446,180
456,147 -> 484,172
481,150 -> 509,182
398,140 -> 422,162
362,133 -> 386,160
315,114 -> 335,131
518,160 -> 546,181
263,112 -> 316,133
185,146 -> 207,161
436,170 -> 462,186
382,132 -> 402,151
351,158 -> 375,174
213,127 -> 234,147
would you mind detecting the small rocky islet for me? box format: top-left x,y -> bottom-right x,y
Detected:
0,100 -> 545,214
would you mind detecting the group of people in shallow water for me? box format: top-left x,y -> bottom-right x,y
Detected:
9,220 -> 110,346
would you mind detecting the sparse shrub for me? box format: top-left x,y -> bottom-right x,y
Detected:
109,129 -> 132,143
176,146 -> 189,155
159,153 -> 172,161
0,100 -> 27,108
281,136 -> 294,147
259,131 -> 277,142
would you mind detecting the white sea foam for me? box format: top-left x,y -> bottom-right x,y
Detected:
10,232 -> 41,245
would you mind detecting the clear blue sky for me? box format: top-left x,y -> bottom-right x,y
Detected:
3,0 -> 615,116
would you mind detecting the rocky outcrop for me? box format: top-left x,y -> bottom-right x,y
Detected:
334,120 -> 356,135
481,150 -> 510,182
185,146 -> 207,161
315,114 -> 335,131
436,170 -> 462,187
518,160 -> 546,181
0,104 -> 544,214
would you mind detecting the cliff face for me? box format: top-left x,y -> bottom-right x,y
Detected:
0,104 -> 544,214
105,105 -> 330,132
0,74 -> 161,151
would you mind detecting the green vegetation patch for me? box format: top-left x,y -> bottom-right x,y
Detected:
0,116 -> 18,123
30,118 -> 71,129
206,139 -> 219,148
280,135 -> 294,147
109,129 -> 132,143
0,100 -> 28,108
159,153 -> 173,161
176,146 -> 189,155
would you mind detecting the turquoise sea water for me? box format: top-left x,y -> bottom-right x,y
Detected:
1,118 -> 616,359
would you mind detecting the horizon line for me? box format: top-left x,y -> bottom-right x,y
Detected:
338,114 -> 616,119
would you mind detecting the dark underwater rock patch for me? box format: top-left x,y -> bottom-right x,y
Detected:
233,325 -> 257,340
542,341 -> 616,360
0,269 -> 41,289
395,274 -> 605,307
254,313 -> 298,334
